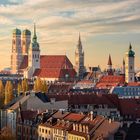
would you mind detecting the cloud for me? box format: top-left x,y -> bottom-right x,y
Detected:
0,16 -> 13,24
0,0 -> 140,69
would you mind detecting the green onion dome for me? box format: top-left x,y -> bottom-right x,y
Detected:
128,44 -> 135,57
22,29 -> 31,36
13,28 -> 21,35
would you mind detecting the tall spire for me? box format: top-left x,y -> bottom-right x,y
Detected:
78,32 -> 81,44
123,58 -> 125,65
129,42 -> 132,50
108,54 -> 112,66
77,32 -> 82,51
33,23 -> 37,42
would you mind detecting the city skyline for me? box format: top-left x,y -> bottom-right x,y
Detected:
0,0 -> 140,70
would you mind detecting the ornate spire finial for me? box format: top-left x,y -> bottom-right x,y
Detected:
108,54 -> 112,66
33,23 -> 37,42
129,42 -> 132,50
78,32 -> 81,44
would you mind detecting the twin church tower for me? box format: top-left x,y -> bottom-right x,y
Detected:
11,24 -> 85,80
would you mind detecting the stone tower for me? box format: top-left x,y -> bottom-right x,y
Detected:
22,29 -> 31,55
11,28 -> 22,74
125,44 -> 135,83
25,24 -> 40,79
75,34 -> 84,79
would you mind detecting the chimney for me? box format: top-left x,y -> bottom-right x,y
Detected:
73,123 -> 76,130
90,111 -> 93,120
109,118 -> 112,123
37,109 -> 40,114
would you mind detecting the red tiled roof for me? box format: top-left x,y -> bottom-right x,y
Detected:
19,55 -> 74,70
64,113 -> 86,122
96,75 -> 125,89
40,55 -> 73,69
33,68 -> 76,78
119,99 -> 140,117
127,82 -> 140,86
33,68 -> 61,78
19,55 -> 76,79
52,111 -> 70,119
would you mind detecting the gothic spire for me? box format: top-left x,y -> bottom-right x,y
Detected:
33,23 -> 37,43
108,54 -> 112,66
78,33 -> 81,44
77,33 -> 82,52
129,42 -> 132,50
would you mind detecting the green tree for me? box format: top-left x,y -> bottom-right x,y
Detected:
21,79 -> 28,94
0,80 -> 4,108
4,81 -> 14,105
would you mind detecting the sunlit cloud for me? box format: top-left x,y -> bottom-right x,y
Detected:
0,0 -> 140,69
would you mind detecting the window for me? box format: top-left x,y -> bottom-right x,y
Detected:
42,128 -> 44,133
46,129 -> 47,134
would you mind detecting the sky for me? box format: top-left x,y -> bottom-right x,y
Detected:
0,0 -> 140,70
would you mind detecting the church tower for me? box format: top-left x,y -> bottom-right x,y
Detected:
75,34 -> 84,79
107,54 -> 113,75
11,28 -> 22,74
22,29 -> 31,55
125,44 -> 135,83
28,23 -> 40,70
107,54 -> 112,70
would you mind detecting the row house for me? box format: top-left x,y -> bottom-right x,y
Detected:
38,111 -> 120,140
47,94 -> 121,120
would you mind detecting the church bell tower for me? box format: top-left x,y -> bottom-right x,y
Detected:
125,43 -> 135,83
11,28 -> 22,74
75,34 -> 84,80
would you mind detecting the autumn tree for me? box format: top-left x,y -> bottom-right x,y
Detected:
33,77 -> 42,92
21,78 -> 28,94
0,80 -> 4,108
4,81 -> 14,105
33,78 -> 48,93
42,80 -> 48,93
17,82 -> 22,96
